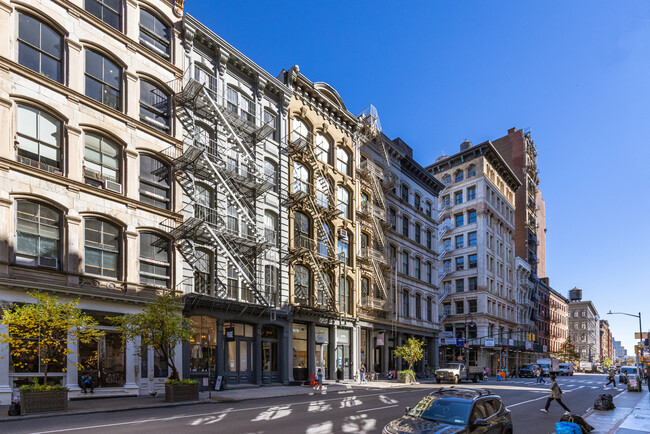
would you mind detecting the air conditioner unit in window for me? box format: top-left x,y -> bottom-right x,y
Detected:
39,257 -> 58,268
104,179 -> 122,194
339,229 -> 349,241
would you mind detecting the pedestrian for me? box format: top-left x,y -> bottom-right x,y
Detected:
536,367 -> 546,384
484,366 -> 489,380
81,373 -> 94,394
314,368 -> 324,390
360,363 -> 367,383
605,369 -> 616,389
540,374 -> 571,415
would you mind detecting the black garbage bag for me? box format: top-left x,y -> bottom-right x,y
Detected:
8,403 -> 20,416
560,413 -> 595,433
594,393 -> 615,410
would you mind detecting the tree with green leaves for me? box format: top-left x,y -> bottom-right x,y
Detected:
109,294 -> 193,380
394,337 -> 424,374
0,292 -> 104,384
602,357 -> 612,369
551,336 -> 580,364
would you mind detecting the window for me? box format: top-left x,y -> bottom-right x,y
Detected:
389,209 -> 397,230
18,14 -> 62,82
315,133 -> 330,164
426,230 -> 432,249
337,239 -> 350,266
401,184 -> 409,202
15,200 -> 60,268
139,155 -> 170,209
415,294 -> 422,319
415,257 -> 421,280
414,223 -> 421,243
455,191 -> 463,205
469,277 -> 477,291
140,80 -> 170,132
84,133 -> 120,188
316,176 -> 330,208
469,299 -> 477,313
426,262 -> 432,284
468,231 -> 477,246
467,187 -> 476,201
318,223 -> 330,257
468,254 -> 477,269
361,276 -> 370,297
264,159 -> 278,192
338,277 -> 351,314
426,298 -> 432,322
389,245 -> 397,265
337,185 -> 350,219
85,50 -> 121,110
456,300 -> 464,314
139,232 -> 170,287
455,234 -> 464,249
455,214 -> 464,227
401,252 -> 409,275
264,211 -> 278,245
402,216 -> 409,237
292,117 -> 309,143
139,9 -> 170,58
293,162 -> 309,194
263,109 -> 277,141
442,174 -> 451,186
16,104 -> 62,172
293,212 -> 311,249
468,210 -> 477,224
336,147 -> 350,175
294,265 -> 310,305
455,171 -> 464,183
467,165 -> 476,178
455,256 -> 464,270
414,194 -> 421,209
425,201 -> 432,217
456,280 -> 464,293
86,0 -> 121,30
443,259 -> 452,273
84,218 -> 120,278
402,290 -> 409,317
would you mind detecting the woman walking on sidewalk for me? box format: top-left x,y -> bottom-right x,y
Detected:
605,369 -> 617,389
540,374 -> 571,415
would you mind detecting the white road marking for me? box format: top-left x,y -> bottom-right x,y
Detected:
507,395 -> 549,407
356,404 -> 398,413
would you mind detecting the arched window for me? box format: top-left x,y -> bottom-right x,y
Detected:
193,249 -> 212,294
337,186 -> 350,219
16,104 -> 62,172
414,222 -> 421,243
84,218 -> 120,278
361,276 -> 370,298
294,264 -> 310,305
264,265 -> 279,306
17,13 -> 63,82
140,80 -> 170,132
293,211 -> 311,249
337,235 -> 350,266
414,193 -> 421,209
139,8 -> 170,58
139,154 -> 170,209
86,0 -> 122,30
318,223 -> 330,258
264,210 -> 278,245
426,262 -> 432,284
226,204 -> 239,235
455,170 -> 464,183
389,208 -> 397,230
336,147 -> 350,175
15,200 -> 61,268
401,184 -> 409,202
315,133 -> 330,164
84,133 -> 121,191
292,117 -> 309,143
227,264 -> 238,299
402,289 -> 410,317
414,257 -> 421,280
402,215 -> 409,237
360,232 -> 369,257
442,174 -> 451,186
467,165 -> 476,178
264,159 -> 278,192
401,251 -> 409,275
139,232 -> 170,288
85,50 -> 121,110
194,183 -> 212,219
338,277 -> 351,314
415,293 -> 422,319
316,176 -> 330,208
293,162 -> 309,194
317,273 -> 331,307
426,297 -> 432,322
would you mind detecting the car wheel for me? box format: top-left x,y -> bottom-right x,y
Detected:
453,376 -> 459,384
436,378 -> 441,384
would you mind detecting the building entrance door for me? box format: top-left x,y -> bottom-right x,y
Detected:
226,339 -> 253,385
335,345 -> 350,380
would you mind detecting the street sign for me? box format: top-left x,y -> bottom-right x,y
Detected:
635,333 -> 649,339
456,339 -> 465,347
440,331 -> 453,339
485,338 -> 495,347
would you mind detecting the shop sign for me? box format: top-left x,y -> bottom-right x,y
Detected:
441,338 -> 455,346
376,332 -> 385,346
456,339 -> 465,347
440,331 -> 453,339
485,338 -> 495,347
225,327 -> 235,341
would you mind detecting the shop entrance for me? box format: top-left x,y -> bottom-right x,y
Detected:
224,322 -> 254,385
315,326 -> 329,379
335,328 -> 351,380
79,331 -> 125,388
262,325 -> 280,384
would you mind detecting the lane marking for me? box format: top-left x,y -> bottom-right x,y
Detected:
507,395 -> 549,407
356,404 -> 398,413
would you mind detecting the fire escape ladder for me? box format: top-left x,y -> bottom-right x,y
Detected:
371,258 -> 388,299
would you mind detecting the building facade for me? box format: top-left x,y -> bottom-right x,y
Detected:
549,288 -> 569,354
599,320 -> 613,362
428,140 -> 521,373
0,0 -> 185,403
567,288 -> 600,362
537,278 -> 551,352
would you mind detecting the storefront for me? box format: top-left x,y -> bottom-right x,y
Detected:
292,323 -> 309,381
315,326 -> 329,379
335,328 -> 352,380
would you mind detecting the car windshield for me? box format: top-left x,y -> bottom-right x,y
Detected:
444,363 -> 463,369
407,395 -> 472,425
621,367 -> 637,374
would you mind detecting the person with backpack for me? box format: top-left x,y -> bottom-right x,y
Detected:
540,374 -> 571,415
314,368 -> 324,390
605,369 -> 616,389
81,373 -> 94,394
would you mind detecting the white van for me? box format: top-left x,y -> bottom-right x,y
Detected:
558,363 -> 574,376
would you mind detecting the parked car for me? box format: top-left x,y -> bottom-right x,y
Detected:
518,364 -> 536,378
558,363 -> 574,376
382,387 -> 513,434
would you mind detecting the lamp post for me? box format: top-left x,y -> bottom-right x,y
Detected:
465,313 -> 475,365
608,311 -> 643,366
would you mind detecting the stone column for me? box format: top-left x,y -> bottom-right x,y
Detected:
286,321 -> 294,383
66,332 -> 81,395
0,193 -> 11,277
0,97 -> 12,161
329,325 -> 337,381
254,324 -> 262,385
66,213 -> 82,286
0,1 -> 13,61
124,148 -> 138,201
67,39 -> 83,94
216,321 -> 224,376
0,321 -> 13,405
124,228 -> 138,290
66,125 -> 83,183
307,322 -> 316,380
123,339 -> 139,395
125,71 -> 139,119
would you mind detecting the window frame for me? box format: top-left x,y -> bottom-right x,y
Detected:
15,199 -> 61,269
336,147 -> 350,175
17,13 -> 63,83
139,8 -> 171,59
138,231 -> 171,288
139,154 -> 171,210
84,217 -> 121,279
140,79 -> 171,132
85,49 -> 122,110
84,132 -> 122,188
85,0 -> 122,31
15,104 -> 63,173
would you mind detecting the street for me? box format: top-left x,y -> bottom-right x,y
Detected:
0,373 -> 626,434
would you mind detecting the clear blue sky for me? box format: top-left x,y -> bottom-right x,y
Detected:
186,1 -> 650,354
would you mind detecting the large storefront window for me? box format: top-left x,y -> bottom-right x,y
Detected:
223,322 -> 254,385
10,337 -> 66,387
293,323 -> 308,381
315,326 -> 329,379
79,331 -> 125,387
189,316 -> 216,372
262,325 -> 280,384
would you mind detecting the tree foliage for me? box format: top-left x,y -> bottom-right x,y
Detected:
0,292 -> 104,383
602,357 -> 612,368
551,336 -> 580,364
394,337 -> 424,372
109,294 -> 193,380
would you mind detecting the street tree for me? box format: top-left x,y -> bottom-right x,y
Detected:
602,357 -> 612,369
0,292 -> 104,383
551,336 -> 580,364
109,293 -> 193,380
394,337 -> 424,376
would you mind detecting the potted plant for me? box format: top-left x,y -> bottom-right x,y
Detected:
19,378 -> 68,415
397,369 -> 416,384
165,379 -> 199,402
394,337 -> 424,385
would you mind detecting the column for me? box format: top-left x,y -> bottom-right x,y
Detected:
123,339 -> 139,395
286,321 -> 293,383
66,332 -> 81,394
329,325 -> 337,381
308,322 -> 316,380
0,322 -> 13,405
254,324 -> 262,385
66,126 -> 83,182
0,1 -> 13,60
216,321 -> 224,376
0,193 -> 11,276
66,213 -> 82,286
124,228 -> 138,291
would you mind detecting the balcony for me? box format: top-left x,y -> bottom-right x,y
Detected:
360,296 -> 393,311
358,247 -> 387,264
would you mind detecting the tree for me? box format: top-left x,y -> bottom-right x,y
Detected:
109,294 -> 194,380
551,336 -> 580,364
0,292 -> 104,383
394,337 -> 424,373
602,357 -> 612,369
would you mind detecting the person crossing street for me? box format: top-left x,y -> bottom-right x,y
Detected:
605,369 -> 617,389
540,374 -> 571,415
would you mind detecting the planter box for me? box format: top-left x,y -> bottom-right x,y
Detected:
20,389 -> 68,415
165,383 -> 199,402
397,372 -> 415,384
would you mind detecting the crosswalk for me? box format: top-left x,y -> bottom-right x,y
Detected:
487,379 -> 611,390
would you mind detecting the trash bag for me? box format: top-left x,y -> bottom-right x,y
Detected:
594,393 -> 615,410
560,413 -> 595,433
8,403 -> 20,416
556,422 -> 582,434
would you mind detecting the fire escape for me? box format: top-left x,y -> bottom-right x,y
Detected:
160,68 -> 275,307
436,180 -> 453,305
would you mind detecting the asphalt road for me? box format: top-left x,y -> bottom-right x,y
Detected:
1,373 -> 621,434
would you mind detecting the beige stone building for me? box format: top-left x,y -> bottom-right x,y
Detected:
0,0 -> 184,403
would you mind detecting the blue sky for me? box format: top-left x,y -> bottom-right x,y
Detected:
186,1 -> 650,353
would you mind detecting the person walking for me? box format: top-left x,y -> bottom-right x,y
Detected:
360,364 -> 367,383
314,368 -> 324,390
605,369 -> 616,389
536,367 -> 546,384
540,374 -> 571,415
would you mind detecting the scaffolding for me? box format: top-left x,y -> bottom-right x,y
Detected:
160,66 -> 277,308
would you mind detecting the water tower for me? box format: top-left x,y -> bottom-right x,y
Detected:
569,287 -> 582,302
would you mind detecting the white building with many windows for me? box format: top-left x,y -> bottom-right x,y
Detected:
0,0 -> 185,403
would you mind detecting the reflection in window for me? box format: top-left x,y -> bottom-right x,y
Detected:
139,155 -> 170,209
85,50 -> 121,110
84,133 -> 120,188
139,9 -> 170,58
140,80 -> 170,132
15,200 -> 60,268
84,218 -> 120,278
18,14 -> 62,82
139,232 -> 170,288
16,105 -> 62,172
86,0 -> 121,30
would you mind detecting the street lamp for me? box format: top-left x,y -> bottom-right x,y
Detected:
607,311 -> 643,366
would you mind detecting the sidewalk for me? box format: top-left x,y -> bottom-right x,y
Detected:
582,388 -> 650,434
0,379 -> 406,422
